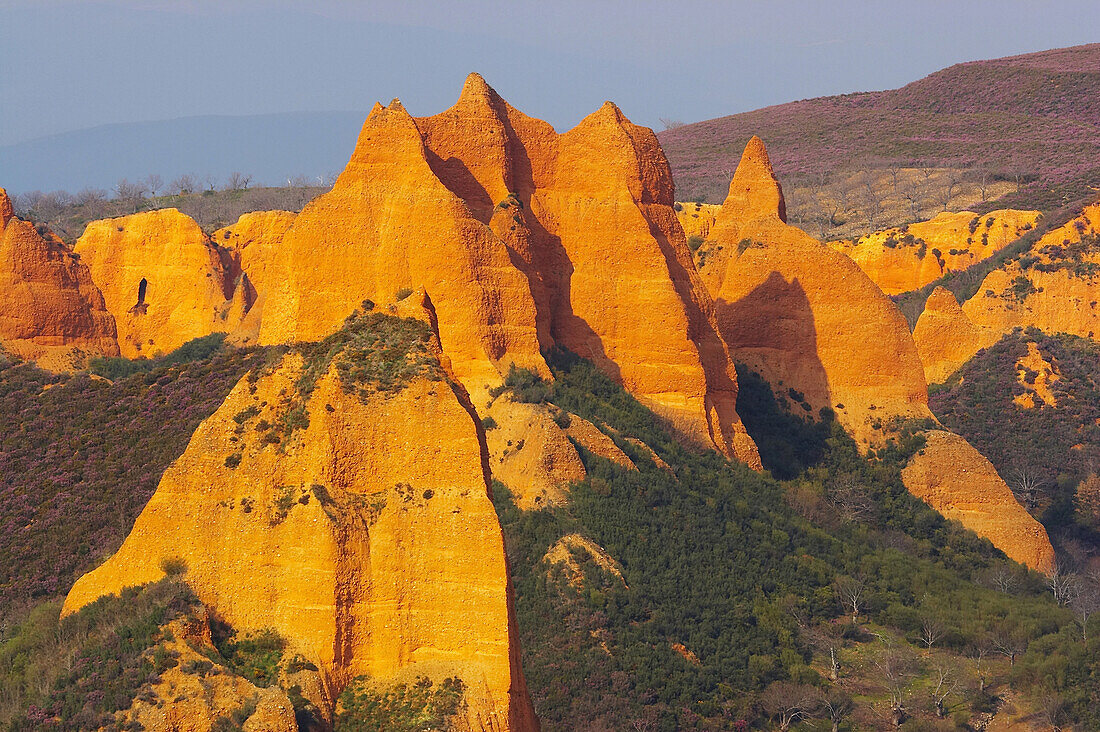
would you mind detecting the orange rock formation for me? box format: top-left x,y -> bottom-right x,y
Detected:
212,210 -> 296,344
0,187 -> 119,369
902,430 -> 1056,573
676,202 -> 721,241
1013,341 -> 1060,408
258,74 -> 759,468
64,311 -> 539,731
74,209 -> 255,358
915,200 -> 1100,382
912,286 -> 997,384
698,138 -> 931,445
830,209 -> 1040,295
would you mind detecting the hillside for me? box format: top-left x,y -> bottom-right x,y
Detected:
2,72 -> 1099,731
660,43 -> 1100,231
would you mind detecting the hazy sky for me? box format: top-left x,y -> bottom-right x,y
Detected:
2,0 -> 1099,145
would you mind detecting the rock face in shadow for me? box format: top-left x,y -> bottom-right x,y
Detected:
74,208 -> 254,358
698,137 -> 931,446
256,74 -> 759,469
63,308 -> 539,731
902,430 -> 1055,573
830,209 -> 1041,296
0,187 -> 119,369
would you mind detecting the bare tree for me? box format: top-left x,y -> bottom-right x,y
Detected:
658,118 -> 685,130
920,608 -> 945,649
816,689 -> 853,732
827,473 -> 876,524
1070,573 -> 1100,644
859,170 -> 883,231
992,622 -> 1027,666
887,165 -> 903,194
1048,563 -> 1080,607
759,682 -> 821,731
834,575 -> 865,623
806,623 -> 843,680
169,174 -> 197,195
143,173 -> 163,197
203,174 -> 219,192
73,187 -> 108,207
224,172 -> 253,191
937,170 -> 962,212
976,168 -> 992,202
929,663 -> 959,718
114,178 -> 145,212
1007,464 -> 1047,511
984,564 -> 1019,594
873,649 -> 916,728
968,634 -> 993,693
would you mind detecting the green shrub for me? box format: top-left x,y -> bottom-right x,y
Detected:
335,676 -> 465,731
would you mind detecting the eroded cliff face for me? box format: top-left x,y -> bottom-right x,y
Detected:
962,201 -> 1100,339
63,309 -> 539,731
697,138 -> 931,446
0,187 -> 119,369
256,74 -> 759,473
830,209 -> 1040,295
914,200 -> 1100,383
74,209 -> 254,358
902,430 -> 1056,573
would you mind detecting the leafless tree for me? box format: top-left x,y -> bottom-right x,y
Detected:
203,174 -> 219,192
1048,562 -> 1080,607
816,689 -> 853,732
984,564 -> 1019,594
758,681 -> 821,731
169,174 -> 197,195
859,170 -> 883,231
224,172 -> 253,191
968,635 -> 992,693
992,622 -> 1027,666
976,169 -> 992,202
658,118 -> 685,130
1070,573 -> 1100,644
834,575 -> 865,623
143,173 -> 163,197
1007,464 -> 1047,511
74,187 -> 108,207
873,649 -> 916,728
827,473 -> 876,524
805,623 -> 842,680
114,178 -> 145,212
937,170 -> 962,212
1037,691 -> 1067,732
929,663 -> 959,718
920,608 -> 945,649
887,165 -> 903,193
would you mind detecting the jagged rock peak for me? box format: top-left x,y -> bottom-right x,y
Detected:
724,135 -> 786,224
457,71 -> 500,106
0,187 -> 12,228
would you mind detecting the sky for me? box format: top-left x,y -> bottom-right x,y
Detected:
2,0 -> 1100,146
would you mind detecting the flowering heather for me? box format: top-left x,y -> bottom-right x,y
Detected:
0,346 -> 265,621
660,43 -> 1100,206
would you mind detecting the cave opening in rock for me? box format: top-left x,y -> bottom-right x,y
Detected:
130,277 -> 149,315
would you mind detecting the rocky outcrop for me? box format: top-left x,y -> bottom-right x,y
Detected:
962,201 -> 1100,340
63,309 -> 539,731
697,137 -> 931,445
0,187 -> 119,369
119,615 -> 298,732
912,286 -> 997,384
212,210 -> 297,345
74,209 -> 254,358
830,209 -> 1040,295
543,534 -> 626,590
257,74 -> 759,469
914,200 -> 1100,382
1013,341 -> 1060,408
902,430 -> 1055,573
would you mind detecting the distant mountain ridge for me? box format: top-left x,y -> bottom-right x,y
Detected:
659,43 -> 1100,206
0,111 -> 369,194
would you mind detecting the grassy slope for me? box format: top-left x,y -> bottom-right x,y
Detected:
660,44 -> 1100,208
494,353 -> 1094,730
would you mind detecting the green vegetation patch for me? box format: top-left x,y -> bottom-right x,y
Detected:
335,675 -> 466,731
